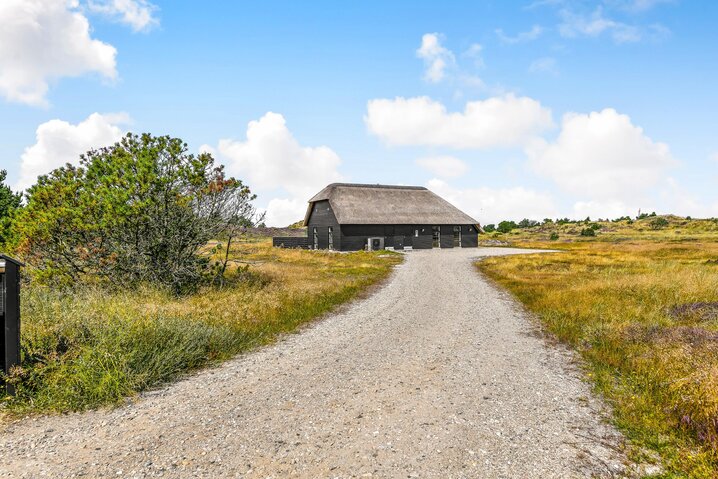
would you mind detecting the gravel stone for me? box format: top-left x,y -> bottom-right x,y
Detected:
0,248 -> 632,478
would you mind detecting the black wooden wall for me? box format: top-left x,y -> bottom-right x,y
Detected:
306,200 -> 341,250
306,201 -> 479,251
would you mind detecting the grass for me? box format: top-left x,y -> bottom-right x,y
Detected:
477,216 -> 718,478
1,239 -> 401,415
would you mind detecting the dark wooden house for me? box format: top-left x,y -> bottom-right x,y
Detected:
302,183 -> 481,251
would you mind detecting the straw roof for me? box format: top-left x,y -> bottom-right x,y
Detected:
303,183 -> 479,226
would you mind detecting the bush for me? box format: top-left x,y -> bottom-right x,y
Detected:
497,220 -> 518,233
518,218 -> 539,228
649,217 -> 670,230
549,232 -> 559,241
483,224 -> 496,233
580,228 -> 596,237
0,169 -> 22,246
10,133 -> 262,293
589,222 -> 602,231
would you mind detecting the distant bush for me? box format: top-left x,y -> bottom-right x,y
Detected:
649,217 -> 670,230
549,232 -> 559,241
497,220 -> 518,233
11,133 -> 262,293
518,218 -> 539,228
580,228 -> 597,237
589,222 -> 602,231
483,224 -> 496,233
0,169 -> 22,246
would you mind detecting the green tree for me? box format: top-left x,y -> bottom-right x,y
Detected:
497,220 -> 518,233
12,133 -> 262,292
0,169 -> 22,245
483,224 -> 496,233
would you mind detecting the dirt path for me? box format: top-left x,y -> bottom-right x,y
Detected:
0,248 -> 630,478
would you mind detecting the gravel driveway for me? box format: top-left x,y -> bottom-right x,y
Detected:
0,247 -> 630,478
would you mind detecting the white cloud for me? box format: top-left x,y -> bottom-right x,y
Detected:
0,0 -> 117,106
88,0 -> 159,32
609,0 -> 674,13
527,108 -> 675,205
529,57 -> 559,75
426,178 -> 558,224
366,94 -> 554,149
416,33 -> 455,83
572,200 -> 634,220
203,112 -> 343,227
658,177 -> 718,219
416,156 -> 469,179
16,112 -> 129,191
495,25 -> 544,44
558,7 -> 642,43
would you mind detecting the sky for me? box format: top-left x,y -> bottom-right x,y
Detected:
1,0 -> 717,226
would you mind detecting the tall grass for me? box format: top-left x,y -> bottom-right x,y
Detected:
2,241 -> 401,413
478,231 -> 718,478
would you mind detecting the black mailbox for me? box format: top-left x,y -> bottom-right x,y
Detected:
1,254 -> 22,395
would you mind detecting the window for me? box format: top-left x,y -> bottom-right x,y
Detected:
328,227 -> 334,250
453,226 -> 461,247
313,227 -> 318,249
414,229 -> 419,237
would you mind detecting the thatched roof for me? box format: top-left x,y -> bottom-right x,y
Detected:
303,183 -> 479,226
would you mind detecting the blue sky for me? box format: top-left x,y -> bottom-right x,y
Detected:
1,0 -> 716,225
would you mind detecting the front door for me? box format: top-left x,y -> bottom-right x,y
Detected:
432,226 -> 440,248
453,226 -> 461,247
394,235 -> 404,250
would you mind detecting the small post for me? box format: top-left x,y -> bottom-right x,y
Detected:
1,254 -> 23,396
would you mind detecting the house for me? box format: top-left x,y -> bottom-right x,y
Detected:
300,183 -> 481,251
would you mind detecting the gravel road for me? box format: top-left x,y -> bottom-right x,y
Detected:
0,247 -> 631,478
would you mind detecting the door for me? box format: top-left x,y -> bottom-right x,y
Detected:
394,235 -> 404,250
432,226 -> 441,248
313,227 -> 318,249
453,226 -> 461,247
328,227 -> 334,250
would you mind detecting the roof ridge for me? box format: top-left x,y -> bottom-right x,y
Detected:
324,183 -> 427,190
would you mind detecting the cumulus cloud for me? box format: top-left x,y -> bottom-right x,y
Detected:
416,156 -> 469,179
0,0 -> 117,106
495,25 -> 544,44
203,112 -> 343,227
88,0 -> 159,32
366,95 -> 553,149
527,108 -> 675,206
416,33 -> 455,83
426,178 -> 558,225
16,112 -> 129,191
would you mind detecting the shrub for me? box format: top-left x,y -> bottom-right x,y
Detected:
10,133 -> 262,293
580,228 -> 596,237
0,169 -> 22,246
483,224 -> 496,233
589,222 -> 602,231
518,218 -> 539,228
649,217 -> 670,230
549,232 -> 559,241
497,220 -> 518,233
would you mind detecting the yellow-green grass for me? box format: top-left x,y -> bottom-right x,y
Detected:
477,220 -> 718,478
1,240 -> 401,415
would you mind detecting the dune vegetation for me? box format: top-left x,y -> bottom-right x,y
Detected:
477,215 -> 718,478
1,238 -> 400,415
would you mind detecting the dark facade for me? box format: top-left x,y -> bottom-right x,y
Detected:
306,200 -> 479,251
